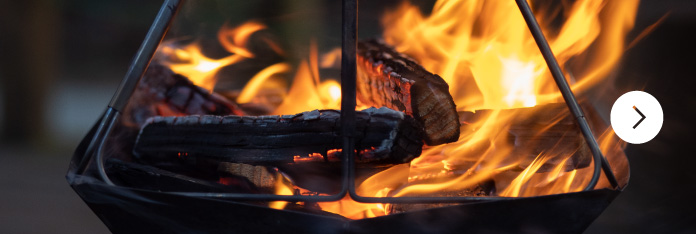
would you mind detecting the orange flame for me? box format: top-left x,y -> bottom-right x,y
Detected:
269,173 -> 294,210
320,0 -> 637,219
158,21 -> 270,91
156,0 -> 638,220
271,41 -> 342,115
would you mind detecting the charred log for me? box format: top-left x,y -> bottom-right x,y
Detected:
107,64 -> 243,161
133,107 -> 423,172
124,64 -> 244,127
357,39 -> 460,146
105,158 -> 256,193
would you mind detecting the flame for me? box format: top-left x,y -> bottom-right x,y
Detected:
269,173 -> 294,210
218,21 -> 267,58
271,41 -> 342,115
158,21 -> 270,91
156,0 -> 638,220
320,0 -> 638,219
382,0 -> 638,110
237,63 -> 292,103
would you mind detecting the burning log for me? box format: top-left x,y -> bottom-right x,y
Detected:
107,64 -> 244,160
133,107 -> 424,171
218,162 -> 279,190
459,103 -> 592,172
357,39 -> 460,146
124,64 -> 244,126
106,158 -> 341,217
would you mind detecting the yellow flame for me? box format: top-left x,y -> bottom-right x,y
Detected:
237,63 -> 292,103
320,0 -> 638,219
159,21 -> 270,91
269,173 -> 293,210
218,20 -> 267,58
157,0 -> 638,219
164,44 -> 244,91
382,0 -> 639,110
270,41 -> 342,115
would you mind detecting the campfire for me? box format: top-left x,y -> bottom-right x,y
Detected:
69,0 -> 639,232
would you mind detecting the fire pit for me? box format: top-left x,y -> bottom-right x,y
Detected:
68,0 -> 633,233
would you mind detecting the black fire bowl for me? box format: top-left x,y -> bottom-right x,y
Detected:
70,178 -> 619,234
68,121 -> 621,234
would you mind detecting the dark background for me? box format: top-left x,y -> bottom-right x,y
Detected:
0,0 -> 694,233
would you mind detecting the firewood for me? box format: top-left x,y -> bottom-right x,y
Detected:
218,162 -> 278,190
124,64 -> 244,127
132,107 -> 424,171
105,158 -> 256,193
107,64 -> 244,161
459,103 -> 592,172
357,39 -> 460,146
106,158 -> 345,215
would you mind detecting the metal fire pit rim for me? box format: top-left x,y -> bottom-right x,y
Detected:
69,175 -> 351,221
70,171 -> 620,220
70,171 -> 621,233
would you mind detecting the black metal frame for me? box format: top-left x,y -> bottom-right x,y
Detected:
76,0 -> 619,204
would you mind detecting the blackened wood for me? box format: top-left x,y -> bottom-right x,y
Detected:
105,159 -> 256,193
133,107 -> 423,167
357,39 -> 460,146
459,103 -> 592,172
123,64 -> 244,127
107,64 -> 244,161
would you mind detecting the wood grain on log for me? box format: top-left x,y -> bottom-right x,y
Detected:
133,107 -> 423,169
218,162 -> 278,190
357,39 -> 460,146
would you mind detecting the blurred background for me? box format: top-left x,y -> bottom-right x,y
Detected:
0,0 -> 694,233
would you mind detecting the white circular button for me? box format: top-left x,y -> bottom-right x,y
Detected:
610,91 -> 663,144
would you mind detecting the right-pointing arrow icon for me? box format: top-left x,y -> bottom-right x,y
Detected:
611,91 -> 662,144
633,105 -> 646,129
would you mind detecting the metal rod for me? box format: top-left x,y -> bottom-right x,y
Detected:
80,0 -> 182,174
341,0 -> 359,202
340,0 -> 359,201
95,108 -> 119,186
76,109 -> 112,174
88,0 -> 349,202
514,0 -> 619,190
108,0 -> 183,112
